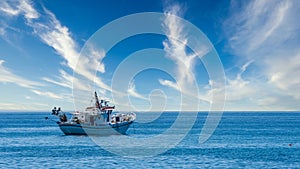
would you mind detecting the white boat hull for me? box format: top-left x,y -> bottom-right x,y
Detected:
58,121 -> 133,135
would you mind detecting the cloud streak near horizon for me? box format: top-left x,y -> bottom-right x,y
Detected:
0,60 -> 42,88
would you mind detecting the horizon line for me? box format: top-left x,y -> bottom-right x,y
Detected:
0,110 -> 300,113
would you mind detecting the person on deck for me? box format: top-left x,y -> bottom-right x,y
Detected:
52,107 -> 57,115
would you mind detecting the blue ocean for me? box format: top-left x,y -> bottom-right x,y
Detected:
0,112 -> 299,168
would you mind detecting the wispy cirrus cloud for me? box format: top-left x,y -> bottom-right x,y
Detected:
0,0 -> 111,96
0,0 -> 39,48
0,60 -> 42,88
223,0 -> 300,110
31,89 -> 62,99
127,81 -> 147,100
225,0 -> 291,55
42,69 -> 73,89
31,6 -> 111,95
159,4 -> 213,110
162,4 -> 198,86
0,0 -> 113,111
31,8 -> 79,71
160,5 -> 196,97
158,79 -> 180,91
160,1 -> 300,110
0,0 -> 39,20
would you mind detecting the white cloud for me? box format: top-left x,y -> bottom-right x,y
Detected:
0,60 -> 42,88
17,3 -> 112,110
31,7 -> 79,71
225,0 -> 291,55
73,44 -> 111,92
31,89 -> 62,99
0,1 -> 21,17
223,0 -> 300,110
224,60 -> 254,102
162,5 -> 196,93
163,5 -> 198,85
42,69 -> 73,89
158,79 -> 180,91
19,0 -> 39,20
157,4 -> 222,111
127,81 -> 147,100
267,53 -> 300,99
0,0 -> 39,20
224,62 -> 256,102
160,4 -> 214,111
31,7 -> 111,95
0,0 -> 38,45
1,0 -> 111,96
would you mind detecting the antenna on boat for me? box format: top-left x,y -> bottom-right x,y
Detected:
94,91 -> 101,109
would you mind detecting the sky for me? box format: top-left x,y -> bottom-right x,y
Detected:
0,0 -> 300,111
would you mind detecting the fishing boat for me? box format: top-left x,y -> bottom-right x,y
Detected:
49,92 -> 136,135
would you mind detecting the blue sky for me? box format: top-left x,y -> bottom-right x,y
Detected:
0,0 -> 299,111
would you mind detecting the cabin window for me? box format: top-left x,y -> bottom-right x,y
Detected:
116,117 -> 120,122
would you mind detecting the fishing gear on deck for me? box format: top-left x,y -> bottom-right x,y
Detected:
51,107 -> 68,122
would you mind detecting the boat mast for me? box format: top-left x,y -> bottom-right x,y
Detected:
94,91 -> 101,109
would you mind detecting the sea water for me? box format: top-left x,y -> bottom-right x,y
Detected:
0,112 -> 299,168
